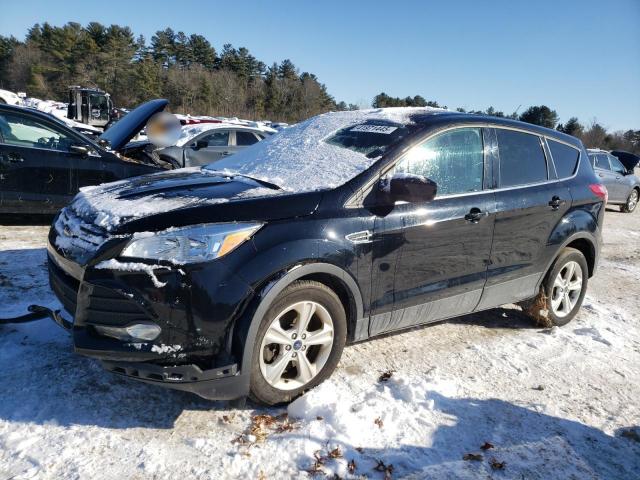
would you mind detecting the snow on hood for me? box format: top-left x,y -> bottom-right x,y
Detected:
206,107 -> 449,193
67,168 -> 281,231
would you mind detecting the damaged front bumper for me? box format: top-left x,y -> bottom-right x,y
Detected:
46,237 -> 254,400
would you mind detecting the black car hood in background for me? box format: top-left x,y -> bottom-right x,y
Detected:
610,150 -> 640,171
72,168 -> 323,234
99,99 -> 168,151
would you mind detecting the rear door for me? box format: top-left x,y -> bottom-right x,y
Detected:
0,109 -> 79,212
233,130 -> 262,156
477,127 -> 571,310
369,127 -> 495,336
608,154 -> 633,201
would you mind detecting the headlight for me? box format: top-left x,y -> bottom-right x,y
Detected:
120,222 -> 262,263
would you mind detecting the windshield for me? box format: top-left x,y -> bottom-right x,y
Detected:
325,121 -> 411,158
206,109 -> 425,192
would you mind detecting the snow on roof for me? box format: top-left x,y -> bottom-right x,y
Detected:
207,107 -> 449,192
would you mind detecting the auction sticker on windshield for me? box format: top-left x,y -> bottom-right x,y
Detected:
349,124 -> 398,134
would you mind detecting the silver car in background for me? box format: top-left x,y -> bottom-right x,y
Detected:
587,149 -> 640,213
157,122 -> 276,167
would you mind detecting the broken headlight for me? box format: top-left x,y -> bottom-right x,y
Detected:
120,223 -> 262,264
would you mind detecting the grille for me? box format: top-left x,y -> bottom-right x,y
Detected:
84,284 -> 149,326
48,257 -> 80,315
53,206 -> 109,264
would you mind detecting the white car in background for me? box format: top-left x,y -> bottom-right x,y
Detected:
0,88 -> 23,106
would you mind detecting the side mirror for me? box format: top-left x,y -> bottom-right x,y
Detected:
69,144 -> 89,157
195,139 -> 208,150
379,173 -> 437,204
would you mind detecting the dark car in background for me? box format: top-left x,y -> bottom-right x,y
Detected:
0,100 -> 171,214
587,148 -> 640,213
48,108 -> 605,405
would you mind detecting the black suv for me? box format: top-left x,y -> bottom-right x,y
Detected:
47,108 -> 605,404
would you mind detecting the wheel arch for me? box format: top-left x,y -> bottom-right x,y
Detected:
230,262 -> 364,376
539,232 -> 598,294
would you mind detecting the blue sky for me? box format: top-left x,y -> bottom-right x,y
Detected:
1,0 -> 638,130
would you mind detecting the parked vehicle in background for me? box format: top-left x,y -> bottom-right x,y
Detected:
67,86 -> 120,130
157,123 -> 276,167
0,99 -> 172,214
48,108 -> 605,404
587,148 -> 640,213
0,88 -> 23,105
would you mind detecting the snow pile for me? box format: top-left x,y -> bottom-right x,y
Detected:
208,107 -> 449,193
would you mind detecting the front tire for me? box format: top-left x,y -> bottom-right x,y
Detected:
622,188 -> 639,213
249,280 -> 346,405
543,248 -> 588,326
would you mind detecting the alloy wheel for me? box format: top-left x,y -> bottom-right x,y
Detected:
627,190 -> 638,212
550,261 -> 583,318
259,301 -> 334,390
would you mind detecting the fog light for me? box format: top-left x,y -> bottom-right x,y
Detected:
94,322 -> 161,342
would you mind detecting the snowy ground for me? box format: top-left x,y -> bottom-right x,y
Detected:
1,207 -> 639,480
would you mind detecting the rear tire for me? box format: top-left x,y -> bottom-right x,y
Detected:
622,188 -> 639,213
543,248 -> 588,326
249,280 -> 346,405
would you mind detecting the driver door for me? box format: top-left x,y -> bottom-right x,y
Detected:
369,127 -> 495,336
0,109 -> 80,212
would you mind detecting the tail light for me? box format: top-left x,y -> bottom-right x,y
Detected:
589,184 -> 608,203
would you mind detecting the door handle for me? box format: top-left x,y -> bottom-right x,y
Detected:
598,173 -> 604,177
615,176 -> 621,180
465,208 -> 487,223
221,151 -> 231,156
548,196 -> 566,210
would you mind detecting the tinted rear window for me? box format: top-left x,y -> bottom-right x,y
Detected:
548,140 -> 580,178
236,131 -> 259,146
325,121 -> 413,158
497,129 -> 547,187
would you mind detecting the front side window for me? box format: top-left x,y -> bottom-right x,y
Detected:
609,156 -> 627,174
497,129 -> 547,187
236,131 -> 259,146
0,112 -> 74,151
594,154 -> 610,170
548,139 -> 580,178
392,127 -> 484,196
201,131 -> 229,147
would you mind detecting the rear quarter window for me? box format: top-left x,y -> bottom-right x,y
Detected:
548,140 -> 580,178
496,129 -> 547,187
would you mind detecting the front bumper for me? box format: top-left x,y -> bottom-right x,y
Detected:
46,238 -> 254,400
101,360 -> 248,400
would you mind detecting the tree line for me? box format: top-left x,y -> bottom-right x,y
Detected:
0,22 -> 636,153
0,22 -> 346,123
373,93 -> 640,154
